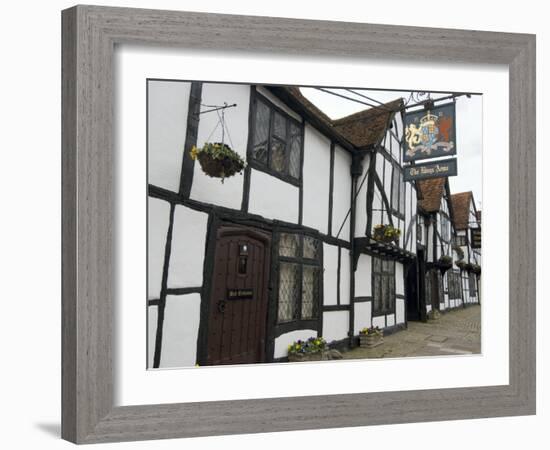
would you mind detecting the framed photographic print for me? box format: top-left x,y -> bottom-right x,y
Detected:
61,5 -> 536,444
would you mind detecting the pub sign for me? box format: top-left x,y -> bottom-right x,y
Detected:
404,102 -> 457,162
470,228 -> 482,249
403,158 -> 457,182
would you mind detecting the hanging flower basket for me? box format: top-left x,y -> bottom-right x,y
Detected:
456,260 -> 468,270
437,255 -> 453,273
359,326 -> 384,348
190,142 -> 246,182
372,224 -> 401,244
471,264 -> 481,274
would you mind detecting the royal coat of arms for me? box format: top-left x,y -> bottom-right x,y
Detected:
403,102 -> 456,162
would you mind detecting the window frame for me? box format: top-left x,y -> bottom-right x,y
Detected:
390,160 -> 406,219
372,256 -> 396,316
468,272 -> 477,296
447,270 -> 462,299
248,90 -> 304,186
276,232 -> 322,324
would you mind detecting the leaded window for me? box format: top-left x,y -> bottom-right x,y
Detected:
277,233 -> 321,323
468,272 -> 477,296
372,257 -> 395,315
447,270 -> 462,299
250,95 -> 303,183
391,162 -> 405,216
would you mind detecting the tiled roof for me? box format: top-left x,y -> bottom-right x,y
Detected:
268,86 -> 403,150
332,98 -> 404,149
451,192 -> 473,230
417,177 -> 447,213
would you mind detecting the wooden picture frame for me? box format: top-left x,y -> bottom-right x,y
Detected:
61,5 -> 536,444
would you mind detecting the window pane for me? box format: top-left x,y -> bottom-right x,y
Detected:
381,274 -> 389,311
302,265 -> 319,319
279,233 -> 299,257
289,123 -> 301,179
373,273 -> 382,312
252,101 -> 270,165
278,262 -> 300,322
373,256 -> 382,273
253,101 -> 270,145
303,236 -> 319,260
270,138 -> 286,173
273,111 -> 286,139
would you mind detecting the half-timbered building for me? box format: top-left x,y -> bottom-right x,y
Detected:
147,81 -> 421,368
451,191 -> 482,306
416,177 -> 464,316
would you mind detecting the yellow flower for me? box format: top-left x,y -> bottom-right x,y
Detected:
190,146 -> 199,160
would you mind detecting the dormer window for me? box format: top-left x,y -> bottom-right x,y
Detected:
249,93 -> 303,184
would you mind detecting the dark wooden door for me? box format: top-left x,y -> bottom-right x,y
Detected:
206,226 -> 271,365
405,260 -> 420,321
430,269 -> 441,311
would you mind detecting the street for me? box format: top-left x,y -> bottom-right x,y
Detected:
343,304 -> 481,359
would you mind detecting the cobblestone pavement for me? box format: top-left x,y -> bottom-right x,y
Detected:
342,304 -> 481,360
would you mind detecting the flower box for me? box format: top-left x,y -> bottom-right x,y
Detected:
358,327 -> 384,348
372,224 -> 400,244
287,351 -> 327,362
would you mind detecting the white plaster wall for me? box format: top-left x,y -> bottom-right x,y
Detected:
339,248 -> 351,305
147,305 -> 158,368
372,315 -> 385,329
323,243 -> 338,306
322,311 -> 349,342
303,124 -> 331,234
148,197 -> 171,299
355,253 -> 372,296
440,302 -> 446,311
148,80 -> 191,192
167,205 -> 208,288
190,83 -> 250,210
248,169 -> 299,223
386,314 -> 395,327
396,298 -> 405,324
332,146 -> 352,241
355,162 -> 369,236
159,293 -> 201,368
426,304 -> 432,314
274,329 -> 317,359
395,262 -> 404,295
354,301 -> 372,335
383,156 -> 392,202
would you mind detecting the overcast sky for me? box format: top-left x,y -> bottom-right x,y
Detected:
301,88 -> 483,209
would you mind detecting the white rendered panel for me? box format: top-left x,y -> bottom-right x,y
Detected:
372,315 -> 385,329
147,197 -> 171,299
332,146 -> 352,241
355,253 -> 372,296
322,311 -> 349,342
159,294 -> 201,368
148,80 -> 191,192
248,169 -> 299,223
147,305 -> 158,368
323,243 -> 339,306
386,314 -> 395,327
339,248 -> 351,305
395,262 -> 404,295
167,205 -> 208,288
302,124 -> 330,234
354,301 -> 372,335
396,298 -> 405,324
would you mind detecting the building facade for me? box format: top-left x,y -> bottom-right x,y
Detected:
147,81 -> 418,368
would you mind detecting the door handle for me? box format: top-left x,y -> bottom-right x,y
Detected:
217,300 -> 227,313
